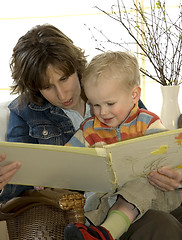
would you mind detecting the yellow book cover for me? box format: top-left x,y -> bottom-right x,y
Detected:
0,128 -> 182,192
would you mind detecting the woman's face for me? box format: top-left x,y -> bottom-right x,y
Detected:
40,64 -> 82,111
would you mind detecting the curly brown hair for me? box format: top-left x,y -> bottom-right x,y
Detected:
10,24 -> 87,105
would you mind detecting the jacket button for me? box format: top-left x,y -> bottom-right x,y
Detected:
42,129 -> 48,136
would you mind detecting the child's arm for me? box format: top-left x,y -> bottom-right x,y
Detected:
65,129 -> 87,147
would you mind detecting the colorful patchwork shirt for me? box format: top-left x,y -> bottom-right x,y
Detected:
66,103 -> 166,148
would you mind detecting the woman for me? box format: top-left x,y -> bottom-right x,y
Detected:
0,23 -> 89,202
0,24 -> 181,239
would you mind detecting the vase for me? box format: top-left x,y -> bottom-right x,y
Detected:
160,85 -> 181,130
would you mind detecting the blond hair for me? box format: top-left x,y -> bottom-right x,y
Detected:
82,51 -> 140,90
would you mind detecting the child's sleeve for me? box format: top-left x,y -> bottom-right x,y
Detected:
145,119 -> 167,135
65,129 -> 87,147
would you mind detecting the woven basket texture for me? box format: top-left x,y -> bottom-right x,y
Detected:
6,205 -> 68,240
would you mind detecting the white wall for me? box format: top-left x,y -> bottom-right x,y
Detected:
0,0 -> 181,116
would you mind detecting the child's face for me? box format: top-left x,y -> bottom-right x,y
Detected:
84,75 -> 140,128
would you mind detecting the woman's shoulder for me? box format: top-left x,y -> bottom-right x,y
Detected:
8,96 -> 33,116
138,99 -> 147,110
8,96 -> 25,112
8,96 -> 52,113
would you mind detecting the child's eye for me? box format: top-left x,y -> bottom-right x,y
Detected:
107,102 -> 115,106
93,104 -> 100,107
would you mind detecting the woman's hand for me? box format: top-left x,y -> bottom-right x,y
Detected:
148,167 -> 182,191
0,153 -> 21,190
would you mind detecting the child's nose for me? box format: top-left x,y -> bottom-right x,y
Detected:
100,106 -> 108,115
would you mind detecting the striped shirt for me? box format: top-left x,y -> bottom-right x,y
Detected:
66,103 -> 166,147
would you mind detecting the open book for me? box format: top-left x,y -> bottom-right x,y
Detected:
1,128 -> 182,193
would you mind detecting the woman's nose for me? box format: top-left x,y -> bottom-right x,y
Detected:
56,86 -> 66,100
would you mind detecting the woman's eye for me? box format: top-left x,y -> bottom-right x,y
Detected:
42,85 -> 51,90
60,76 -> 68,81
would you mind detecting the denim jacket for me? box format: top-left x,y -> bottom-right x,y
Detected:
7,97 -> 76,145
1,96 -> 77,203
0,97 -> 146,203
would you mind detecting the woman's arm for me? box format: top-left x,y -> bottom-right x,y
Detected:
148,167 -> 182,191
0,153 -> 21,190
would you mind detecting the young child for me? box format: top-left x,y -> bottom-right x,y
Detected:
64,51 -> 182,240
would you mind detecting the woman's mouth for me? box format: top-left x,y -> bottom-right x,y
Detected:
63,98 -> 73,106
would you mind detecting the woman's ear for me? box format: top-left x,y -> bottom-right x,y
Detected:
132,86 -> 141,104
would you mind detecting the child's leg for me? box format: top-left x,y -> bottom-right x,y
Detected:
101,195 -> 139,239
64,195 -> 139,240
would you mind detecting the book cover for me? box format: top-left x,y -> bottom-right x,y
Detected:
1,128 -> 182,192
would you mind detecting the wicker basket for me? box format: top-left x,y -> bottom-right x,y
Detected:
6,205 -> 67,239
0,188 -> 85,240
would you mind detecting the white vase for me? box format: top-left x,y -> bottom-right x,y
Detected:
160,85 -> 181,130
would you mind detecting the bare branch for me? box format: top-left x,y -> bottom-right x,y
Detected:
90,0 -> 182,85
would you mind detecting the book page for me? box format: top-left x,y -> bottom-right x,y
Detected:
104,128 -> 182,187
0,141 -> 115,193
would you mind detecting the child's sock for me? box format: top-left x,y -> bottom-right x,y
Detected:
101,210 -> 130,240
